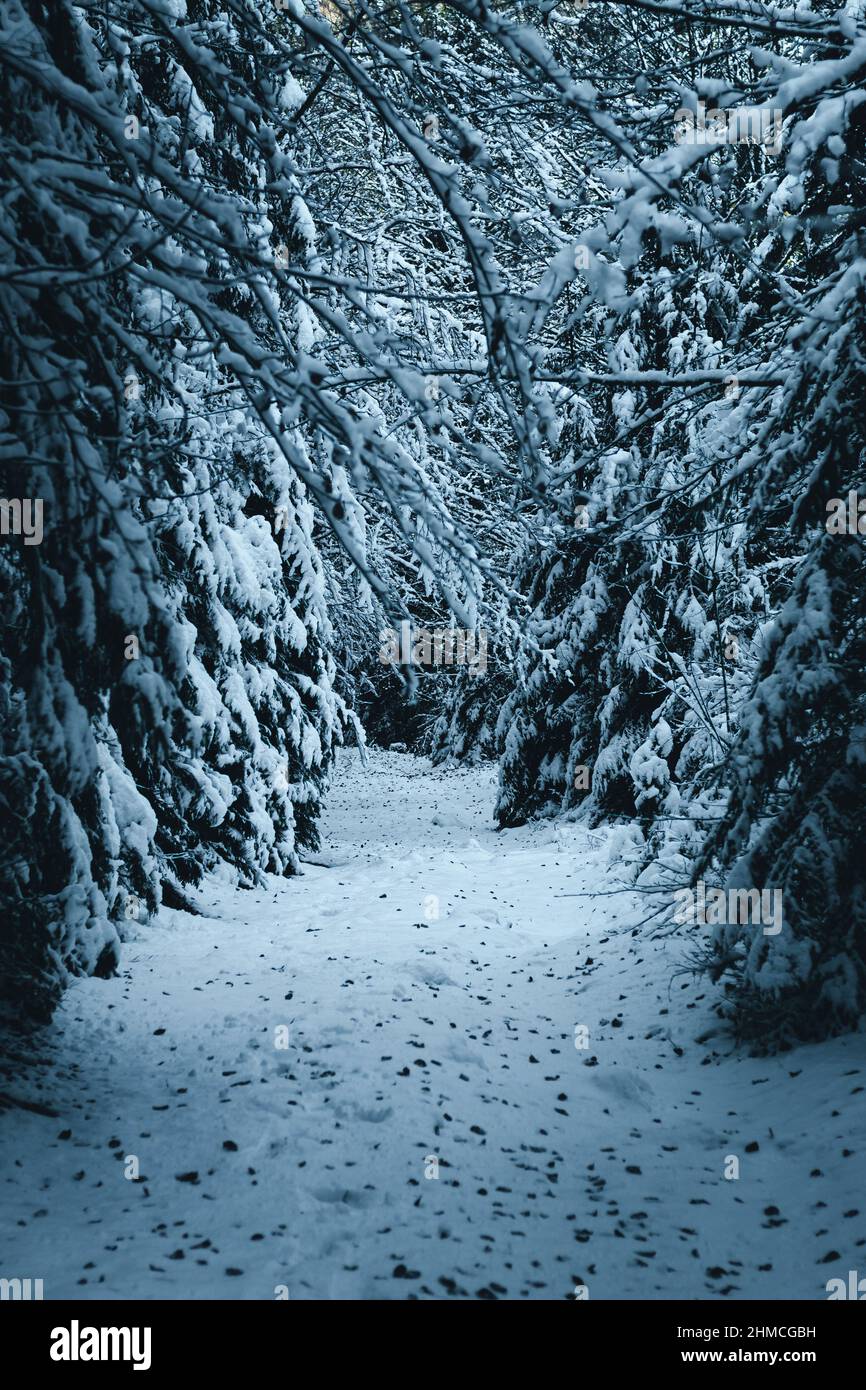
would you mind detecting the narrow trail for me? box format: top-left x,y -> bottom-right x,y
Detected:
2,751 -> 864,1300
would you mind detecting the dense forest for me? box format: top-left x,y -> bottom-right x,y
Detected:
2,0 -> 865,1051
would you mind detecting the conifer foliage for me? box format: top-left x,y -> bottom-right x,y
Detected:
1,0 -> 864,1046
488,0 -> 866,1042
0,0 -> 349,1018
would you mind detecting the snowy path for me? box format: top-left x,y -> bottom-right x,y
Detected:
2,751 -> 865,1301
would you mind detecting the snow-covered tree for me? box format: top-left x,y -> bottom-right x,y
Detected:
1,0 -> 864,1050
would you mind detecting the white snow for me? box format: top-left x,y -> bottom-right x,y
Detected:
2,751 -> 864,1301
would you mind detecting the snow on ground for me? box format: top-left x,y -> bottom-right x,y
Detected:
2,750 -> 865,1300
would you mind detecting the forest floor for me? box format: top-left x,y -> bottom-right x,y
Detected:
2,749 -> 865,1300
